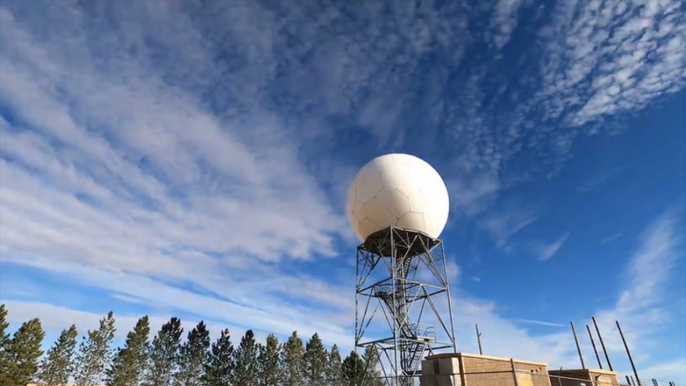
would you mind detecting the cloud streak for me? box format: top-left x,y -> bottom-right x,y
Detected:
533,232 -> 570,261
517,319 -> 566,328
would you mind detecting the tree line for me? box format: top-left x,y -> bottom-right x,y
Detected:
0,304 -> 383,386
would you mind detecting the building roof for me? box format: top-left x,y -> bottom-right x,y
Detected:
549,368 -> 619,376
425,352 -> 549,367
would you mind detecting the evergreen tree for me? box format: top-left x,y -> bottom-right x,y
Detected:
174,321 -> 210,386
107,315 -> 150,386
233,330 -> 259,386
281,331 -> 305,386
257,334 -> 280,386
0,304 -> 11,386
39,324 -> 79,386
74,311 -> 116,386
327,344 -> 343,381
144,317 -> 183,386
303,333 -> 328,384
6,318 -> 46,386
341,351 -> 365,386
361,345 -> 384,386
203,328 -> 234,386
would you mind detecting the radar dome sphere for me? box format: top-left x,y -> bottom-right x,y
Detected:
346,153 -> 450,241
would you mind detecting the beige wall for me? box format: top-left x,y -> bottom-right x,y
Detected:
549,369 -> 620,386
462,355 -> 517,386
420,353 -> 552,386
514,361 -> 551,386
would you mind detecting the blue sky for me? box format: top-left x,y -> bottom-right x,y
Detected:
0,0 -> 685,383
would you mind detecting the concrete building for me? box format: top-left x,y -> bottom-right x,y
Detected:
420,352 -> 551,386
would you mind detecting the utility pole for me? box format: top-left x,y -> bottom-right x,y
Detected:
617,321 -> 641,386
592,316 -> 613,371
586,324 -> 602,369
475,324 -> 483,355
570,321 -> 586,369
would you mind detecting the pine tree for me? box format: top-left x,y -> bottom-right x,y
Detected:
203,328 -> 234,386
303,333 -> 328,384
107,315 -> 150,386
144,317 -> 183,386
6,318 -> 45,386
174,321 -> 210,386
327,344 -> 343,381
233,330 -> 259,386
257,334 -> 280,386
341,351 -> 365,386
74,311 -> 116,386
0,304 -> 11,386
362,345 -> 384,386
38,324 -> 79,385
281,331 -> 304,386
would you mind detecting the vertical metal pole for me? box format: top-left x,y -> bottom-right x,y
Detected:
475,324 -> 483,355
627,375 -> 633,386
391,230 -> 399,386
651,379 -> 658,386
592,316 -> 613,371
441,243 -> 458,353
586,324 -> 603,369
557,367 -> 563,386
617,321 -> 641,386
630,376 -> 637,386
355,248 -> 360,356
570,321 -> 586,369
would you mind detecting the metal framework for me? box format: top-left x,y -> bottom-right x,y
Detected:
355,226 -> 457,386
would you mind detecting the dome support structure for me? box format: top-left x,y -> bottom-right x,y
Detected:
355,225 -> 457,386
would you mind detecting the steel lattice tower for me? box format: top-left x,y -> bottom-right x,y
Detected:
355,225 -> 457,386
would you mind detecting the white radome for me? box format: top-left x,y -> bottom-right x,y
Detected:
346,153 -> 450,241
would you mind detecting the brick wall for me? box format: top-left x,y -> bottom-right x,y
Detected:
421,353 -> 553,386
462,356 -> 517,386
548,369 -> 620,386
515,361 -> 552,386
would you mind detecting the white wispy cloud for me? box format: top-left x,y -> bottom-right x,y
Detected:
446,169 -> 502,217
534,0 -> 686,128
577,167 -> 625,193
480,208 -> 539,248
584,210 -> 684,381
601,232 -> 623,244
639,359 -> 686,385
517,319 -> 566,328
490,0 -> 526,49
600,210 -> 683,321
0,0 -> 353,348
449,0 -> 686,177
533,232 -> 570,261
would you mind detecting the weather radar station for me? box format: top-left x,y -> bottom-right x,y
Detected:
346,153 -> 457,386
